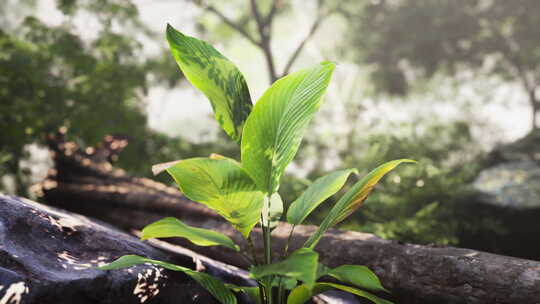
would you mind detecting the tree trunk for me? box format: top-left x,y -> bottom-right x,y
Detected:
39,133 -> 540,304
530,88 -> 539,131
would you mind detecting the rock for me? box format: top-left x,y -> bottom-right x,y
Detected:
483,130 -> 540,167
0,194 -> 254,304
473,160 -> 540,209
462,131 -> 540,260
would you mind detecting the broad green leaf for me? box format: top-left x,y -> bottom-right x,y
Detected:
166,157 -> 264,238
287,169 -> 357,226
99,255 -> 237,304
304,159 -> 415,248
249,248 -> 319,288
262,192 -> 283,230
272,277 -> 298,290
287,282 -> 393,304
241,62 -> 335,193
166,24 -> 252,143
141,217 -> 239,251
226,284 -> 261,304
323,265 -> 388,293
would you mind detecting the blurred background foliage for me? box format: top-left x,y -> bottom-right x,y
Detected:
1,0 -> 538,257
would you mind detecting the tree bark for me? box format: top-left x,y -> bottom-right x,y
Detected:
39,133 -> 540,304
530,88 -> 539,130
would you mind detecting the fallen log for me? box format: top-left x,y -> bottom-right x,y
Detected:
39,133 -> 540,304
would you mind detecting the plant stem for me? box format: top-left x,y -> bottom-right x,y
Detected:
283,225 -> 296,257
277,277 -> 285,304
277,226 -> 296,304
261,193 -> 274,303
247,236 -> 259,266
257,282 -> 266,304
261,223 -> 273,303
263,225 -> 272,265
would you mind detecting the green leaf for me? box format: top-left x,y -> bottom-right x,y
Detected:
166,157 -> 264,238
304,159 -> 415,248
272,277 -> 298,290
262,192 -> 283,230
166,24 -> 252,143
241,62 -> 335,193
249,248 -> 319,288
287,283 -> 393,304
141,217 -> 239,251
287,169 -> 357,226
323,265 -> 388,293
99,255 -> 237,304
226,284 -> 261,304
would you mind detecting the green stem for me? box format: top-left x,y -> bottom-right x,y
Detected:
257,282 -> 266,304
283,225 -> 296,258
261,193 -> 275,303
261,223 -> 273,303
247,236 -> 259,266
277,277 -> 285,304
264,225 -> 272,264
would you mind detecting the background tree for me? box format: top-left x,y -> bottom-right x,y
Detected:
188,0 -> 335,83
0,0 -> 224,195
349,0 -> 540,130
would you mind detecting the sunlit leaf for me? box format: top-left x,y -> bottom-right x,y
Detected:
287,169 -> 357,226
166,24 -> 252,143
141,217 -> 239,251
322,265 -> 388,293
99,255 -> 237,304
249,248 -> 318,288
304,159 -> 415,248
166,157 -> 264,238
287,282 -> 393,304
241,62 -> 335,193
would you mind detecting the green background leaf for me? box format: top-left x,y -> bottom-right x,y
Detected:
249,248 -> 319,288
304,159 -> 415,248
323,265 -> 388,293
141,217 -> 239,251
99,255 -> 237,304
226,284 -> 261,304
167,24 -> 252,143
287,169 -> 357,226
166,157 -> 264,238
288,282 -> 393,304
241,62 -> 335,193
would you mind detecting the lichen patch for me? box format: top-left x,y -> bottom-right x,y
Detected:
0,282 -> 29,304
132,265 -> 167,303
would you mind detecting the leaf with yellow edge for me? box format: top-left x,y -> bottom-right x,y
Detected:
304,159 -> 415,248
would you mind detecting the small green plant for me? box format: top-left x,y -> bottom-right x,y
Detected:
99,24 -> 414,304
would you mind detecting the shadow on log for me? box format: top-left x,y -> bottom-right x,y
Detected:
39,133 -> 540,304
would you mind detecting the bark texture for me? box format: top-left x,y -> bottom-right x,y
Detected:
39,133 -> 540,304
